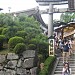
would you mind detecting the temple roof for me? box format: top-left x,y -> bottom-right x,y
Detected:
55,22 -> 75,32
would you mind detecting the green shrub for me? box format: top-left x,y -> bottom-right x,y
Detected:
39,56 -> 56,75
8,36 -> 24,49
2,28 -> 8,35
0,35 -> 6,49
0,27 -> 3,34
38,54 -> 43,63
14,43 -> 26,54
28,44 -> 36,50
2,28 -> 9,39
16,31 -> 27,38
29,38 -> 38,45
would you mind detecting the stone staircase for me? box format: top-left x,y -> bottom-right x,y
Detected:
53,51 -> 75,75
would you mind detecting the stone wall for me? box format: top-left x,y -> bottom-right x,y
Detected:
0,50 -> 38,75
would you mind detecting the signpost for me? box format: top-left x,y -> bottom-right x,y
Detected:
49,36 -> 55,56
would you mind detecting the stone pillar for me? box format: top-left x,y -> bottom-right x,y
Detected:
48,4 -> 53,38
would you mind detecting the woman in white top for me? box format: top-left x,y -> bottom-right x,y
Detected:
62,62 -> 71,75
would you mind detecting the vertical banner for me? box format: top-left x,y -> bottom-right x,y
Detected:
49,38 -> 55,56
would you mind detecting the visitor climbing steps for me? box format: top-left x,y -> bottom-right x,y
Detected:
53,51 -> 75,75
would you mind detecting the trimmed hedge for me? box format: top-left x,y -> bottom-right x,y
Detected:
8,36 -> 24,49
16,31 -> 27,38
0,27 -> 3,34
39,56 -> 56,75
0,35 -> 6,49
14,43 -> 26,55
28,44 -> 36,50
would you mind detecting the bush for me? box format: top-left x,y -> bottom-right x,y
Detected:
14,43 -> 26,54
29,38 -> 38,45
0,35 -> 6,49
28,44 -> 36,50
16,31 -> 27,38
39,56 -> 56,75
8,36 -> 24,49
2,28 -> 8,35
0,27 -> 3,34
38,42 -> 49,61
38,54 -> 43,63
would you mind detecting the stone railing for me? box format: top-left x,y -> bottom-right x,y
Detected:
0,50 -> 38,75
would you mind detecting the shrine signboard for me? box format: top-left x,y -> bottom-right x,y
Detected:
49,36 -> 55,56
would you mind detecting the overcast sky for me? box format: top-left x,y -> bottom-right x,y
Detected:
0,0 -> 39,12
0,0 -> 68,24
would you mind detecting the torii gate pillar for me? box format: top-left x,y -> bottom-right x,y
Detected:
48,4 -> 55,56
48,4 -> 53,37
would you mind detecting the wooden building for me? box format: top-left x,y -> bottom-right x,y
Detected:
55,22 -> 75,50
55,22 -> 75,39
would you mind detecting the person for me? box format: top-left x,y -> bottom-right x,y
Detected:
62,62 -> 71,75
68,40 -> 72,56
63,41 -> 69,63
58,36 -> 64,53
59,40 -> 64,53
55,37 -> 59,50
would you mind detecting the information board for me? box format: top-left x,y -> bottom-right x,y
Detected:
49,39 -> 55,56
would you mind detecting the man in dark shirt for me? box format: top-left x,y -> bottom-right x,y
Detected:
63,41 -> 69,63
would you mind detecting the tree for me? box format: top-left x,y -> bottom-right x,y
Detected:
2,27 -> 18,39
16,31 -> 27,39
60,12 -> 75,23
0,13 -> 49,61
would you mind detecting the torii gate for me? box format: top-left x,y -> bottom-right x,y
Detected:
36,0 -> 75,56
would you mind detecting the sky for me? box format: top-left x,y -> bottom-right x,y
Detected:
0,0 -> 68,24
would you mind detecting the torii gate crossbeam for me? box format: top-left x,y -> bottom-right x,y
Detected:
40,8 -> 75,14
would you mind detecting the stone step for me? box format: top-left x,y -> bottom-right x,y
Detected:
59,59 -> 75,61
59,56 -> 75,60
54,70 -> 75,74
54,74 -> 75,75
57,66 -> 75,68
55,68 -> 75,71
57,63 -> 75,66
53,51 -> 75,75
